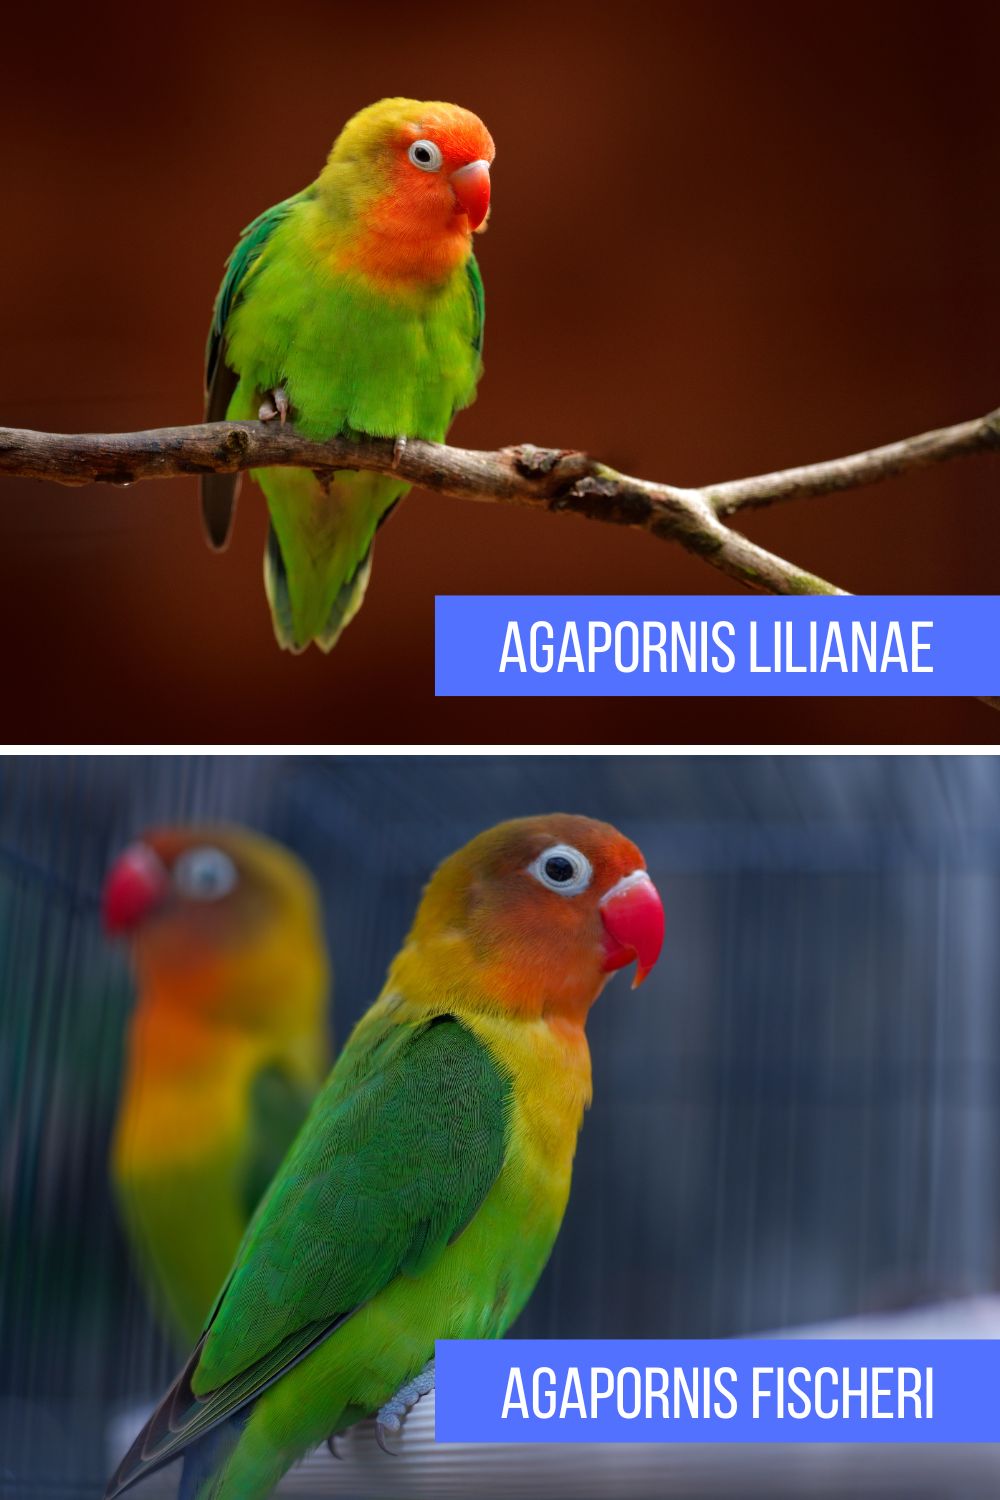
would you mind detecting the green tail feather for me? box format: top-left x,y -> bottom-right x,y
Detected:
264,522 -> 373,655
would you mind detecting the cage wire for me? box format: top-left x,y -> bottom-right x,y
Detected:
2,755 -> 1000,1497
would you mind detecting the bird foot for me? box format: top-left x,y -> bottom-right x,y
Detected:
391,435 -> 407,469
259,386 -> 291,424
375,1358 -> 435,1455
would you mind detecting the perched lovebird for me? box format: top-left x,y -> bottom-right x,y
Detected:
104,826 -> 332,1348
106,814 -> 664,1500
201,96 -> 494,653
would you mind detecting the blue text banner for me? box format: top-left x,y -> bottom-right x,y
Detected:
434,596 -> 1000,696
435,1339 -> 1000,1443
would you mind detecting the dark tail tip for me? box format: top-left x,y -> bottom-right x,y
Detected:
200,474 -> 240,551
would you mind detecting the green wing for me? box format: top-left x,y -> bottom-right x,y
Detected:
467,254 -> 485,356
205,191 -> 312,393
107,1015 -> 509,1494
201,190 -> 312,550
240,1062 -> 315,1222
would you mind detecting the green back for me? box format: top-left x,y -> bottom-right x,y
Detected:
205,190 -> 315,394
201,190 -> 314,549
466,255 -> 485,356
108,1014 -> 509,1488
240,1062 -> 316,1224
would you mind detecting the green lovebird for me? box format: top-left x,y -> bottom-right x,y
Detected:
103,827 -> 332,1348
201,97 -> 494,653
106,815 -> 665,1500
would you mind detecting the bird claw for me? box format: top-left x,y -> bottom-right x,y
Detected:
259,386 -> 291,424
391,435 -> 407,469
374,1358 -> 435,1456
375,1418 -> 399,1457
326,1433 -> 343,1460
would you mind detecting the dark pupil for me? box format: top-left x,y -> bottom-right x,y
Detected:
415,146 -> 430,161
545,856 -> 575,883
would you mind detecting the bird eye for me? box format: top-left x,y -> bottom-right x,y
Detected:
408,139 -> 443,172
173,846 -> 237,902
529,843 -> 593,896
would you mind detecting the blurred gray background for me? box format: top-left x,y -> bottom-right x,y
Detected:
2,755 -> 1000,1496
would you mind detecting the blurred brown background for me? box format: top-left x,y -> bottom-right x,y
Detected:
1,0 -> 998,745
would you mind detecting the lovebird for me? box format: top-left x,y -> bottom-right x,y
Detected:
201,97 -> 494,653
106,814 -> 664,1500
103,826 -> 332,1348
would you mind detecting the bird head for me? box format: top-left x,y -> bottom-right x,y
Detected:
403,814 -> 664,1025
102,826 -> 327,1013
320,98 -> 495,280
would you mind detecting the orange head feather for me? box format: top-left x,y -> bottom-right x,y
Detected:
316,97 -> 495,284
103,825 -> 329,1038
394,814 -> 664,1028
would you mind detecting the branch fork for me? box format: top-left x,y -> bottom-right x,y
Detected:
0,407 -> 997,683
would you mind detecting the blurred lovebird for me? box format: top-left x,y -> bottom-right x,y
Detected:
201,97 -> 494,653
103,826 -> 332,1348
106,814 -> 664,1500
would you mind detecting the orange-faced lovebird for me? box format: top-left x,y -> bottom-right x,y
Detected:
103,826 -> 331,1348
201,97 -> 494,653
106,814 -> 664,1500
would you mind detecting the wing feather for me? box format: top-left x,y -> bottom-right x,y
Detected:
200,190 -> 312,550
467,253 -> 485,355
106,1014 -> 508,1497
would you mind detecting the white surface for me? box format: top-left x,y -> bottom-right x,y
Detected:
107,1296 -> 1000,1497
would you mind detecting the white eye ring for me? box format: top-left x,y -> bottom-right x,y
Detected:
408,138 -> 443,172
529,843 -> 593,896
173,846 -> 238,902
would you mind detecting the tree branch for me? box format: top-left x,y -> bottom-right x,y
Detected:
1,405 -> 997,605
706,407 -> 1000,516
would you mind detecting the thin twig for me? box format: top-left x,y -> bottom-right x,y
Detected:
706,408 -> 1000,515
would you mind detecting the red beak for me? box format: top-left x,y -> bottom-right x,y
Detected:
102,843 -> 169,934
450,159 -> 491,231
599,871 -> 665,989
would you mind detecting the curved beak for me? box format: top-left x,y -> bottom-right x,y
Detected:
450,159 -> 491,231
103,843 -> 169,934
599,871 -> 664,989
